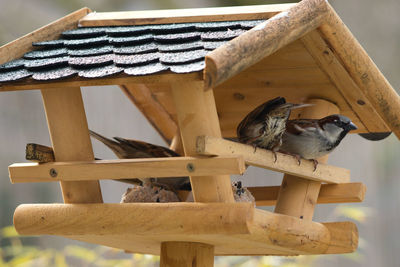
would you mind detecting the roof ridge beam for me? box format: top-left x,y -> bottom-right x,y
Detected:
79,4 -> 294,27
204,0 -> 330,90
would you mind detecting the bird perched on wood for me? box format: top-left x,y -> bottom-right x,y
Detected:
279,114 -> 357,169
236,96 -> 311,160
89,130 -> 190,191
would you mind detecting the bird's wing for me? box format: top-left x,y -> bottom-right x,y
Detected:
237,97 -> 286,138
113,137 -> 180,158
286,119 -> 319,135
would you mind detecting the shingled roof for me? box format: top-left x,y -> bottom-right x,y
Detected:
0,19 -> 264,83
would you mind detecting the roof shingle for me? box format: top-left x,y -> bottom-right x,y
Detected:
0,19 -> 266,83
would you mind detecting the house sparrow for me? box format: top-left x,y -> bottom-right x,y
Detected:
89,130 -> 191,191
279,114 -> 357,169
236,97 -> 311,160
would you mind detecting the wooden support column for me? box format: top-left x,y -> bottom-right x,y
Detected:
160,242 -> 214,267
41,87 -> 103,203
167,81 -> 233,266
171,81 -> 234,203
274,99 -> 339,220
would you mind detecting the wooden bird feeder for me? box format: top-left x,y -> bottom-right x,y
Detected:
1,0 -> 399,265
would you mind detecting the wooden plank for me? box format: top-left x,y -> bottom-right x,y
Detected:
79,4 -> 294,27
9,156 -> 245,183
0,72 -> 202,92
160,242 -> 214,267
300,30 -> 390,133
120,84 -> 178,144
13,203 -> 358,255
41,87 -> 102,203
196,136 -> 350,184
247,183 -> 366,206
0,8 -> 90,65
204,0 -> 330,89
320,4 -> 400,139
171,81 -> 234,202
274,99 -> 339,220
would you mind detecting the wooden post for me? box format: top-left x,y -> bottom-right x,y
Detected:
41,87 -> 103,203
160,242 -> 214,267
165,81 -> 233,266
171,81 -> 234,203
274,99 -> 339,220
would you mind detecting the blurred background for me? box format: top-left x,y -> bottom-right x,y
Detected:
0,0 -> 399,266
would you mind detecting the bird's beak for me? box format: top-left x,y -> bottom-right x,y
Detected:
348,122 -> 358,131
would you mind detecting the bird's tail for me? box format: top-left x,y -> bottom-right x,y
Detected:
89,130 -> 125,159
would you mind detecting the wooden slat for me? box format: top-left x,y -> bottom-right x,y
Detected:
248,183 -> 366,206
79,4 -> 294,27
41,87 -> 102,203
0,72 -> 202,92
196,136 -> 350,184
300,30 -> 390,133
171,81 -> 234,202
274,99 -> 339,220
120,84 -> 178,144
0,8 -> 90,65
204,0 -> 330,89
9,156 -> 245,183
13,203 -> 358,255
320,4 -> 400,139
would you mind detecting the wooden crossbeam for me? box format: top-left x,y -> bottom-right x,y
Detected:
248,183 -> 366,206
9,156 -> 245,183
13,203 -> 358,255
196,136 -> 350,184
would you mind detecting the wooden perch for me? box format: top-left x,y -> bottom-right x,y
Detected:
25,143 -> 142,185
248,183 -> 366,206
204,0 -> 329,89
13,203 -> 358,255
9,156 -> 245,183
196,136 -> 350,184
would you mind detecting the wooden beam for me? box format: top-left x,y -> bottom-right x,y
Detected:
13,203 -> 358,255
274,99 -> 339,220
300,30 -> 390,133
120,84 -> 178,144
248,183 -> 366,206
0,72 -> 202,92
319,4 -> 400,139
171,81 -> 234,202
41,87 -> 102,203
204,0 -> 330,89
196,136 -> 350,184
160,242 -> 214,267
9,156 -> 245,183
0,7 -> 91,65
79,4 -> 294,27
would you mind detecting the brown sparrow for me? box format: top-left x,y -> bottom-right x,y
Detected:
89,130 -> 190,190
279,114 -> 357,169
236,97 -> 311,160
